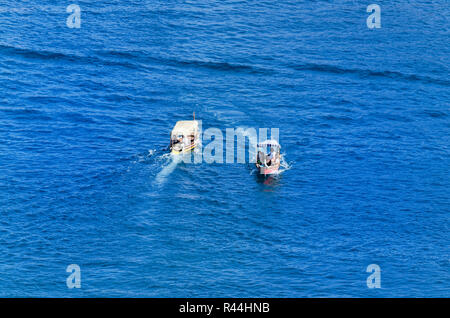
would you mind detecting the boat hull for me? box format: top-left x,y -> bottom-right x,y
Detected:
258,165 -> 279,175
171,143 -> 197,155
256,160 -> 281,175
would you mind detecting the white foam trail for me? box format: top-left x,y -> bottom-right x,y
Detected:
154,154 -> 182,185
277,155 -> 292,174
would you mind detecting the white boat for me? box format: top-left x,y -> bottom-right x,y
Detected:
256,140 -> 281,175
170,118 -> 200,155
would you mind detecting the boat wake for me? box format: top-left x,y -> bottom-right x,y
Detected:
277,155 -> 292,174
154,153 -> 182,186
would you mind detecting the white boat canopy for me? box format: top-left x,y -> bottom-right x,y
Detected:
257,139 -> 281,149
171,120 -> 199,137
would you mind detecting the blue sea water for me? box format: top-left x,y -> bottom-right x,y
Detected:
0,0 -> 448,297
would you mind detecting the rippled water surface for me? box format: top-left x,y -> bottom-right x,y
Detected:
0,1 -> 449,297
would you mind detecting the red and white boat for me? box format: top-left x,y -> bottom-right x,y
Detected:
256,140 -> 281,175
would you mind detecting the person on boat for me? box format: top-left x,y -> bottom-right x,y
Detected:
174,135 -> 183,144
257,151 -> 264,166
266,148 -> 274,166
171,135 -> 183,150
266,147 -> 276,166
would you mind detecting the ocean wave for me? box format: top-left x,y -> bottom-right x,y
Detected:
94,48 -> 271,74
0,44 -> 269,74
0,44 -> 141,70
0,107 -> 53,121
172,59 -> 266,74
291,63 -> 449,86
0,44 -> 77,62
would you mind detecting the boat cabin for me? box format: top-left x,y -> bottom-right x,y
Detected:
170,120 -> 199,154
